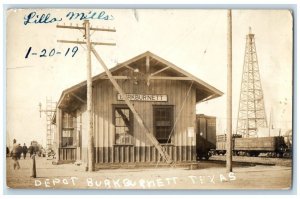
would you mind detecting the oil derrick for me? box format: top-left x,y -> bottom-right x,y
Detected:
39,98 -> 56,150
236,28 -> 268,137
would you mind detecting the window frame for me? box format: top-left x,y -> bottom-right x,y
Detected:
61,112 -> 76,148
153,105 -> 174,144
113,104 -> 134,145
62,129 -> 74,147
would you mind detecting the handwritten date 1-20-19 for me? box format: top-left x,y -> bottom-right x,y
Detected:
25,46 -> 79,59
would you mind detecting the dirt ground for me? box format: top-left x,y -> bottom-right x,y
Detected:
5,156 -> 292,190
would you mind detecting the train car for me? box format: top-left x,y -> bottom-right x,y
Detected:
215,134 -> 242,155
196,114 -> 216,160
215,135 -> 287,157
234,136 -> 286,157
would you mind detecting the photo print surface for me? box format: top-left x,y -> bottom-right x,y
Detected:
6,9 -> 293,189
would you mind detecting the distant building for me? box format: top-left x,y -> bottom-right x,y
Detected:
52,51 -> 223,165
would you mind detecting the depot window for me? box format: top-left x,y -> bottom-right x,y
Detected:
153,105 -> 174,144
114,105 -> 133,145
62,112 -> 75,147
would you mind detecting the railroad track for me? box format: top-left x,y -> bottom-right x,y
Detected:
210,155 -> 292,166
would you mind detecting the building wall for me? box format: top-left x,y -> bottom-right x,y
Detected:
91,78 -> 197,163
57,78 -> 198,164
77,105 -> 88,163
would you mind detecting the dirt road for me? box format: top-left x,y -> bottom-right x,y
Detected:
6,157 -> 292,190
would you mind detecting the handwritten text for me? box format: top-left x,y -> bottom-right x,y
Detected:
24,10 -> 114,25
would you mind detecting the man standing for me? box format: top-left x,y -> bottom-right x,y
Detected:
11,139 -> 20,170
17,144 -> 22,160
22,143 -> 28,159
28,142 -> 34,158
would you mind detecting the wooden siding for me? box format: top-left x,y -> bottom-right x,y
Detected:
91,74 -> 197,162
57,72 -> 198,163
59,147 -> 76,161
94,146 -> 196,163
58,145 -> 196,163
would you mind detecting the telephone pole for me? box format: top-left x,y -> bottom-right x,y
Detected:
84,20 -> 94,172
57,20 -> 174,168
226,9 -> 233,173
57,21 -> 116,172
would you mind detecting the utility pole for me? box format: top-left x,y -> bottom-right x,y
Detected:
57,21 -> 116,172
57,20 -> 174,167
268,108 -> 273,137
226,9 -> 233,173
84,20 -> 94,172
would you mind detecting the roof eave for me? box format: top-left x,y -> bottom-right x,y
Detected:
56,51 -> 224,109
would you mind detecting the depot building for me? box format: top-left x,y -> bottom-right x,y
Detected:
52,51 -> 222,165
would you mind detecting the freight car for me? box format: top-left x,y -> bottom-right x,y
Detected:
196,114 -> 216,160
215,134 -> 242,155
215,135 -> 288,158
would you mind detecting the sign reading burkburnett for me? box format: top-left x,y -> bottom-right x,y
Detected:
117,94 -> 168,102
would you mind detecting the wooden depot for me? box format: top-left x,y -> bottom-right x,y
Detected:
52,51 -> 223,166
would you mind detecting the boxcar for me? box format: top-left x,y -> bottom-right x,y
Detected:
196,114 -> 216,160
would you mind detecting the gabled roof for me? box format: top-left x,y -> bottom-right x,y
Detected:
56,51 -> 223,111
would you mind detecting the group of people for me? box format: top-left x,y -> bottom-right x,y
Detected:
9,139 -> 36,170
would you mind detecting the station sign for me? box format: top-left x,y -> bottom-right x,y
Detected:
117,93 -> 168,102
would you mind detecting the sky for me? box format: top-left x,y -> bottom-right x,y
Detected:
5,9 -> 293,147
